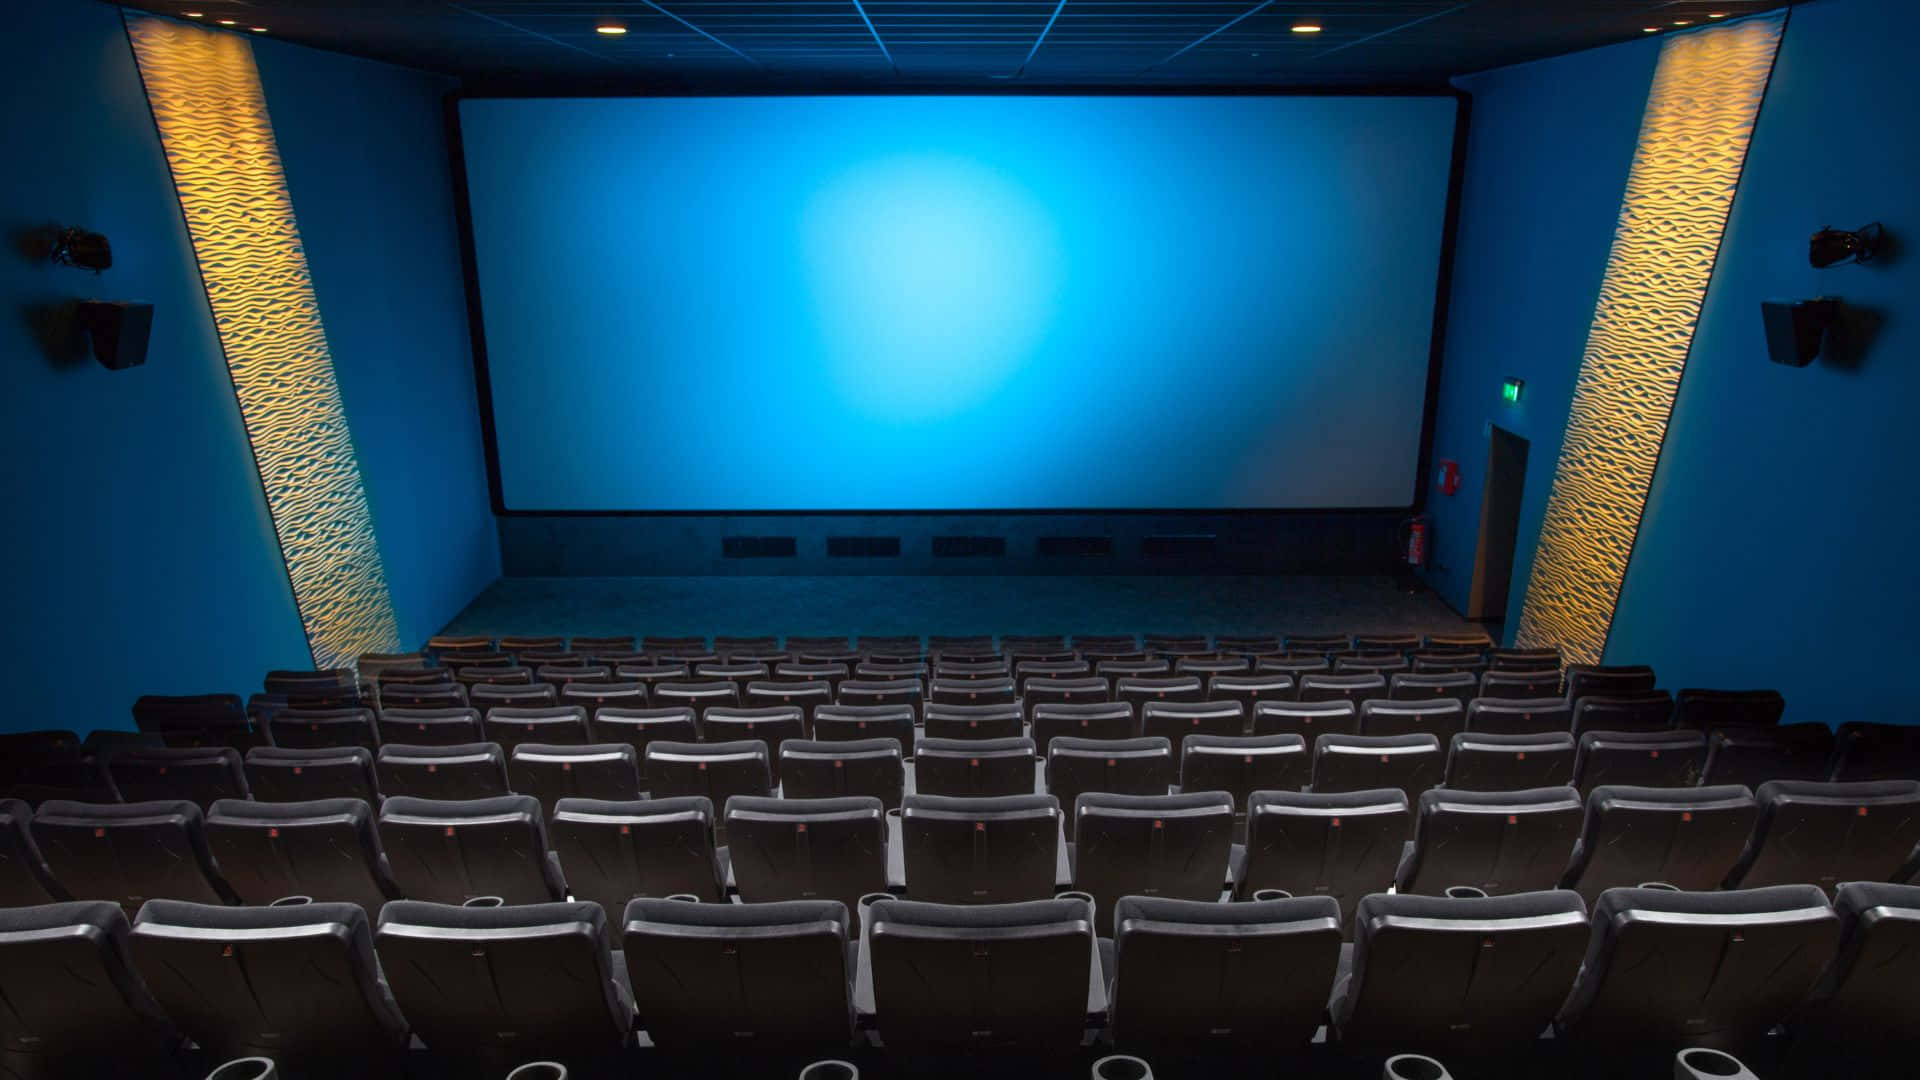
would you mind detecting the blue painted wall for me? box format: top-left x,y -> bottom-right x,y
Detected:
0,2 -> 494,734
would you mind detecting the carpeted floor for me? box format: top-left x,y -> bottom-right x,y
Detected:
441,575 -> 1480,640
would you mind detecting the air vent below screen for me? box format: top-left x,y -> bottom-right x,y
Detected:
722,535 -> 797,559
1037,535 -> 1113,558
827,535 -> 901,558
1142,534 -> 1219,557
932,535 -> 1007,558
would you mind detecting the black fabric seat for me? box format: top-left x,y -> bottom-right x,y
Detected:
0,901 -> 183,1077
1388,672 -> 1478,707
725,795 -> 887,913
587,706 -> 697,783
1572,729 -> 1707,793
0,730 -> 101,806
1204,674 -> 1294,713
1412,652 -> 1489,675
33,799 -> 234,912
866,896 -> 1093,1056
1465,697 -> 1572,736
1442,731 -> 1577,792
812,703 -> 916,758
206,797 -> 399,912
1070,791 -> 1233,934
1024,676 -> 1111,706
1673,689 -> 1785,732
0,798 -> 66,905
1336,655 -> 1410,676
499,635 -> 567,653
922,702 -> 1023,741
1559,784 -> 1759,901
1107,894 -> 1340,1056
1489,647 -> 1560,671
1114,676 -> 1205,715
1256,656 -> 1331,682
132,692 -> 254,750
930,676 -> 1016,707
1311,733 -> 1442,799
1554,885 -> 1838,1057
1284,634 -> 1349,654
1700,723 -> 1835,788
644,739 -> 774,818
1334,889 -> 1589,1053
244,745 -> 379,805
1790,882 -> 1920,1073
652,679 -> 742,718
700,706 -> 805,783
265,707 -> 378,750
373,741 -> 509,801
1563,664 -> 1657,701
1479,668 -> 1562,700
376,794 -> 566,905
1014,662 -> 1092,694
536,664 -> 616,688
508,742 -> 643,814
1032,701 -> 1137,756
1047,736 -> 1173,837
743,678 -> 834,724
899,793 -> 1061,903
1250,699 -> 1358,746
105,745 -> 249,808
130,898 -> 408,1072
572,635 -> 637,654
912,736 -> 1035,798
468,682 -> 559,711
264,670 -> 361,708
374,681 -> 466,710
1829,722 -> 1920,782
559,681 -> 648,718
1723,780 -> 1920,893
1394,786 -> 1584,896
1298,673 -> 1388,705
781,738 -> 905,808
1570,691 -> 1675,735
1235,788 -> 1410,925
1139,699 -> 1245,757
376,899 -> 634,1069
1358,698 -> 1466,745
373,706 -> 481,747
836,678 -> 922,711
1178,733 -> 1309,816
481,705 -> 591,754
623,897 -> 852,1049
550,796 -> 727,918
1425,632 -> 1493,652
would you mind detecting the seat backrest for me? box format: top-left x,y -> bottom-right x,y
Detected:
913,736 -> 1035,798
1830,722 -> 1920,782
724,795 -> 887,913
1140,700 -> 1246,757
0,901 -> 179,1070
1725,780 -> 1920,894
374,740 -> 509,801
899,793 -> 1061,904
1555,885 -> 1838,1050
264,670 -> 362,707
1250,699 -> 1358,746
469,682 -> 560,711
559,681 -> 648,716
206,797 -> 396,911
1673,689 -> 1785,732
1204,674 -> 1294,713
643,739 -> 773,810
481,705 -> 591,754
132,692 -> 253,749
1298,673 -> 1388,705
1560,785 -> 1759,901
1700,723 -> 1835,789
650,680 -> 742,718
131,898 -> 407,1064
0,797 -> 65,906
1572,729 -> 1707,793
1396,786 -> 1584,896
33,799 -> 232,912
265,707 -> 378,750
1311,733 -> 1442,798
376,794 -> 565,905
244,745 -> 379,804
376,681 -> 467,710
1239,788 -> 1410,925
1337,889 -> 1589,1050
1442,731 -> 1577,792
1359,698 -> 1465,744
1283,634 -> 1349,654
1465,696 -> 1572,736
812,703 -> 916,758
106,745 -> 250,808
1257,656 -> 1331,680
1023,676 -> 1111,707
1387,672 -> 1478,707
743,679 -> 834,722
930,677 -> 1016,707
1032,702 -> 1138,757
623,897 -> 851,1048
508,742 -> 642,814
1047,736 -> 1173,836
1793,882 -> 1920,1050
1570,692 -> 1675,736
1178,734 -> 1309,813
376,899 -> 633,1063
374,705 -> 482,747
1109,894 -> 1340,1055
1563,665 -> 1657,701
1115,677 -> 1206,711
1412,653 -> 1490,675
699,707 -> 805,782
1071,791 -> 1234,934
587,706 -> 697,782
1479,668 -> 1562,700
867,896 -> 1094,1054
1489,647 -> 1560,671
836,678 -> 922,710
549,796 -> 724,919
922,702 -> 1024,742
780,738 -> 905,808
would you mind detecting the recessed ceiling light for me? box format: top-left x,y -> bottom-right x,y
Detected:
596,22 -> 628,35
1291,23 -> 1323,34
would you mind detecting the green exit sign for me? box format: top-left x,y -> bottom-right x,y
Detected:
1501,377 -> 1525,404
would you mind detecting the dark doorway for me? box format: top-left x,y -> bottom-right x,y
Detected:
1468,426 -> 1529,622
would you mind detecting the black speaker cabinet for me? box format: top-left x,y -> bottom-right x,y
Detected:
79,300 -> 153,370
1761,297 -> 1838,367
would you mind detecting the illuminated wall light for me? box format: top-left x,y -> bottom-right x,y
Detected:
250,27 -> 268,33
1643,27 -> 1660,33
596,22 -> 628,35
1514,12 -> 1785,666
182,11 -> 203,17
125,15 -> 402,670
216,19 -> 235,25
1291,24 -> 1323,34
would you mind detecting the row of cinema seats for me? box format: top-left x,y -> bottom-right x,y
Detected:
1,882 -> 1914,1077
8,776 -> 1917,936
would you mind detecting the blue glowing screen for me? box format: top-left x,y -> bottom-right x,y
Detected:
458,96 -> 1457,510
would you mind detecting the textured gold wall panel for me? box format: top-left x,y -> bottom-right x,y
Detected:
1515,14 -> 1785,665
127,16 -> 400,669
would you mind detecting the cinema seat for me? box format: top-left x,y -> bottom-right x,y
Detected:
744,678 -> 834,724
571,635 -> 637,654
1412,652 -> 1489,675
481,705 -> 591,753
652,679 -> 742,718
1789,882 -> 1920,1075
837,678 -> 922,711
244,745 -> 379,805
1555,885 -> 1838,1056
0,798 -> 66,905
1465,696 -> 1572,736
866,896 -> 1093,1056
130,898 -> 409,1072
930,676 -> 1016,708
1025,676 -> 1111,707
912,736 -> 1035,798
1673,689 -> 1786,732
1700,723 -> 1835,788
265,706 -> 379,750
698,707 -> 805,784
500,635 -> 566,654
536,664 -> 615,688
923,701 -> 1024,741
1563,664 -> 1657,701
33,799 -> 233,912
1251,698 -> 1358,745
726,795 -> 887,913
133,693 -> 255,751
787,636 -> 852,653
376,794 -> 566,905
1047,736 -> 1173,836
1284,634 -> 1349,654
613,661 -> 693,693
696,662 -> 769,695
1479,668 -> 1562,699
1115,676 -> 1205,715
1141,699 -> 1245,756
376,681 -> 467,710
1107,894 -> 1339,1056
374,741 -> 508,801
644,739 -> 773,836
623,897 -> 852,1050
1442,731 -> 1577,792
0,901 -> 183,1077
1337,655 -> 1411,677
781,738 -> 905,808
376,899 -> 634,1069
1298,672 -> 1388,706
1394,786 -> 1584,896
1015,660 -> 1091,691
812,703 -> 916,757
106,745 -> 249,808
508,742 -> 643,814
265,669 -> 361,707
1311,733 -> 1442,799
585,705 -> 696,785
1359,698 -> 1466,745
205,798 -> 398,912
1070,791 -> 1233,934
468,682 -> 559,711
1033,701 -> 1137,755
1388,671 -> 1478,707
1426,633 -> 1493,652
374,705 -> 481,747
1205,673 -> 1294,713
1257,655 -> 1331,682
1570,691 -> 1674,735
1572,729 -> 1707,793
1178,734 -> 1309,820
549,797 -> 727,918
1489,647 -> 1560,671
1176,656 -> 1250,680
1559,785 -> 1758,901
1234,788 -> 1410,925
1334,889 -> 1588,1052
899,793 -> 1060,903
1829,722 -> 1920,782
1723,780 -> 1920,893
426,634 -> 493,656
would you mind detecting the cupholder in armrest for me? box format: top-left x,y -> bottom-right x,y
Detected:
1675,1048 -> 1755,1080
504,1063 -> 568,1080
205,1057 -> 277,1080
1091,1054 -> 1153,1080
1251,889 -> 1293,902
462,896 -> 505,908
798,1060 -> 858,1080
1443,886 -> 1488,900
1383,1053 -> 1452,1080
269,895 -> 313,907
1639,882 -> 1681,891
664,893 -> 701,903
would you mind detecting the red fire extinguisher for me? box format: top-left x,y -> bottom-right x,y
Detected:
1405,516 -> 1428,568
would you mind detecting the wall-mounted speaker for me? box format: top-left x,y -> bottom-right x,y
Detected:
1761,297 -> 1839,367
79,300 -> 153,370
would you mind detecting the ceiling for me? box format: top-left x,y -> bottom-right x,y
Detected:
113,0 -> 1791,89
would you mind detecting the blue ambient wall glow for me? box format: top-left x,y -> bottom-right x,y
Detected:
458,96 -> 1458,511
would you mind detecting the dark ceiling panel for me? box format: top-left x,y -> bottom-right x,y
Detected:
111,0 -> 1792,89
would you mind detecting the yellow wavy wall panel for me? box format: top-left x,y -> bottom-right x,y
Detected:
1515,13 -> 1785,665
126,16 -> 400,669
